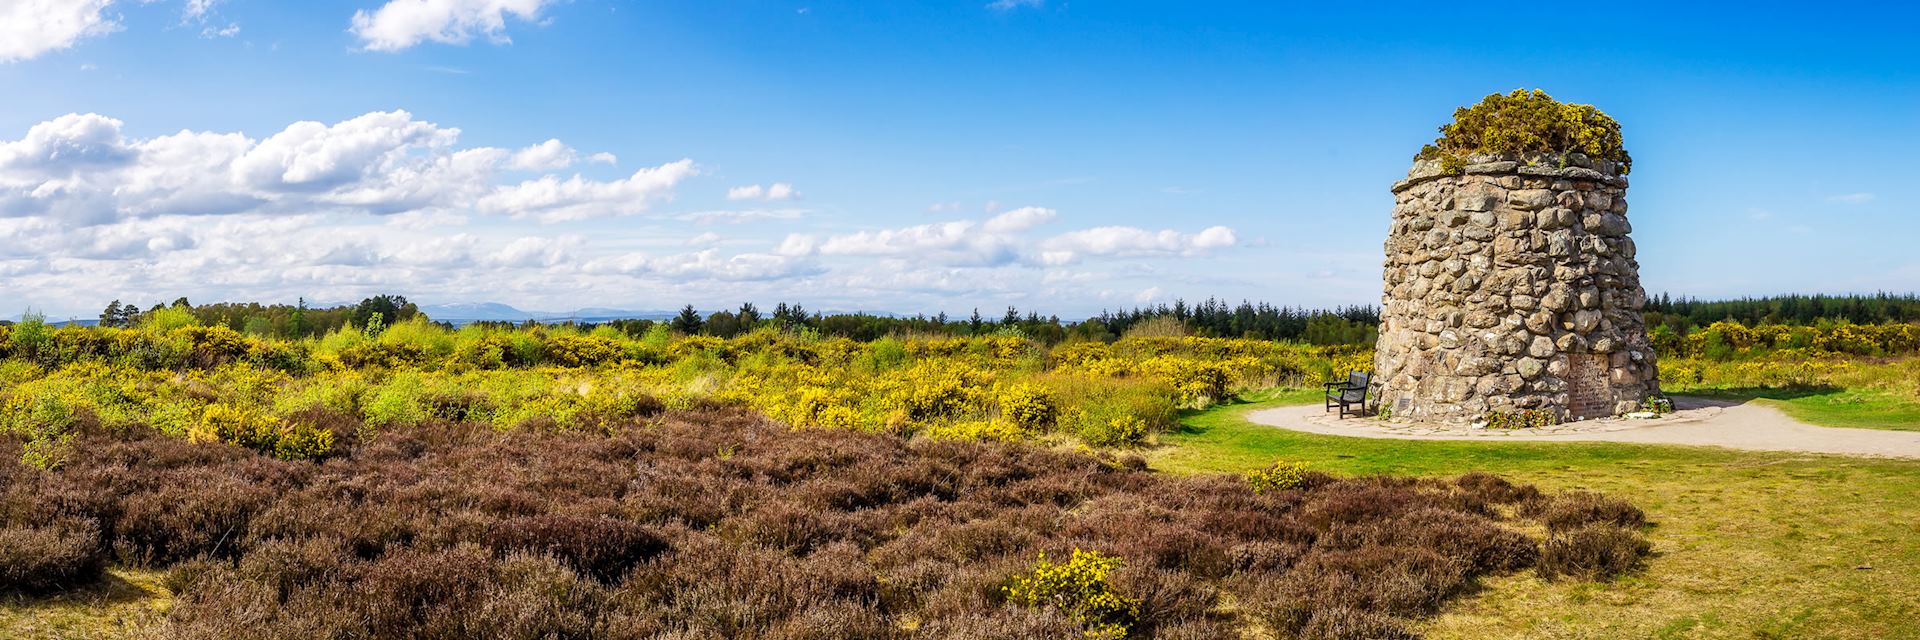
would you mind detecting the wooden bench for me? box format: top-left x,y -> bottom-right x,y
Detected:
1323,371 -> 1370,418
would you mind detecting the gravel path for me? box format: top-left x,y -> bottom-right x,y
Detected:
1245,396 -> 1920,458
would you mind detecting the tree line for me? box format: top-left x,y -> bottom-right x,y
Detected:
93,295 -> 420,337
41,291 -> 1914,347
1644,292 -> 1920,333
65,295 -> 1380,346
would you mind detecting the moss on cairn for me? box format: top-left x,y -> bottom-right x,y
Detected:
1416,89 -> 1631,175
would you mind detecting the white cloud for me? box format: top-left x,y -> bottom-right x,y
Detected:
800,212 -> 1235,269
0,110 -> 694,224
231,110 -> 458,192
1038,225 -> 1237,265
982,206 -> 1055,233
775,234 -> 817,256
927,201 -> 961,213
184,0 -> 221,20
1135,286 -> 1163,303
587,152 -> 617,165
987,0 -> 1043,10
1827,192 -> 1875,204
478,159 -> 696,223
489,235 -> 579,267
351,0 -> 557,52
583,249 -> 817,282
726,182 -> 797,201
510,139 -> 577,171
0,0 -> 119,63
200,23 -> 240,38
816,220 -> 1019,267
680,208 -> 808,225
687,231 -> 722,246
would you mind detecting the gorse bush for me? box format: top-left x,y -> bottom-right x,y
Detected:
1416,89 -> 1631,174
1247,459 -> 1310,494
0,320 -> 1362,450
1004,548 -> 1141,639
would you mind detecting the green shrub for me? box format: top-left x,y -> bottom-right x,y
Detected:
141,306 -> 199,332
361,373 -> 430,428
1416,89 -> 1631,174
379,317 -> 455,360
1077,415 -> 1146,447
19,433 -> 73,470
1004,548 -> 1140,638
5,312 -> 52,362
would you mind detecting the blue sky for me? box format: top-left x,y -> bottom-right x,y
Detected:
2,0 -> 1916,319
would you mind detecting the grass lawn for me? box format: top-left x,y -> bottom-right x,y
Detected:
1672,386 -> 1920,432
1150,389 -> 1920,639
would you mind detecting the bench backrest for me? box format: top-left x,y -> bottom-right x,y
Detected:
1341,371 -> 1369,402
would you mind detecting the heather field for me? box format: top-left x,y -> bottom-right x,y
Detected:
0,318 -> 1636,640
5,314 -> 1920,638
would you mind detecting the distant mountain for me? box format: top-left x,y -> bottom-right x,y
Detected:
419,302 -> 537,322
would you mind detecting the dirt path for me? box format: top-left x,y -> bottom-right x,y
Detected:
1245,396 -> 1920,458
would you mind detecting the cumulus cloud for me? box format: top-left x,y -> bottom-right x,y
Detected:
0,0 -> 119,63
510,139 -> 578,171
231,110 -> 458,192
184,0 -> 221,20
0,110 -> 694,224
794,210 -> 1235,269
489,235 -> 579,267
982,206 -> 1055,233
726,182 -> 797,201
351,0 -> 557,52
583,249 -> 817,282
813,221 -> 1019,267
1038,225 -> 1237,265
478,159 -> 696,223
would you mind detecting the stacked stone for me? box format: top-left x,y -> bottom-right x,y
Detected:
1373,153 -> 1659,423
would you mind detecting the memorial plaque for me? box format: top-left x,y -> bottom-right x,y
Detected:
1567,353 -> 1611,419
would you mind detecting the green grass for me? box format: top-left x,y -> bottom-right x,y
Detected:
1672,386 -> 1920,432
1151,390 -> 1920,639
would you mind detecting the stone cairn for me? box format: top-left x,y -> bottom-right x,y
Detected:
1373,153 -> 1659,423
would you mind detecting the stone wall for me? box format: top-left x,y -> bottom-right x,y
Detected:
1373,154 -> 1659,423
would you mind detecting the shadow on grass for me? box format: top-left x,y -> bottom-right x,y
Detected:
1674,385 -> 1844,403
0,571 -> 159,610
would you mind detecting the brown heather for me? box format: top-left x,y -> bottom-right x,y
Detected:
0,409 -> 1649,639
